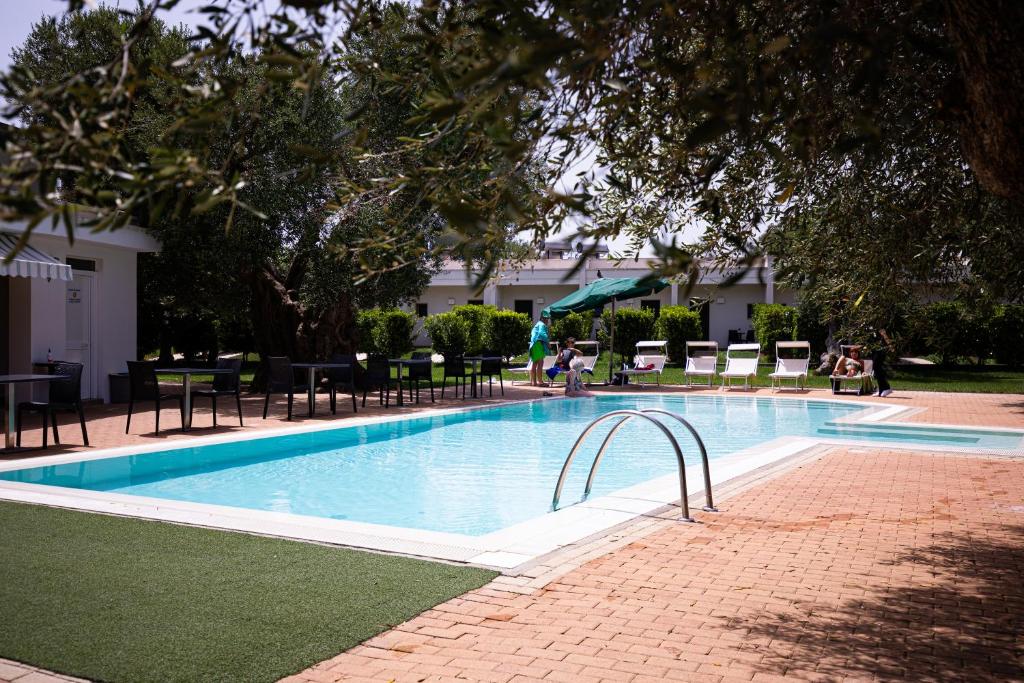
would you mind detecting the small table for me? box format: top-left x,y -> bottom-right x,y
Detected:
1,374 -> 69,450
155,368 -> 234,431
292,363 -> 351,417
388,358 -> 431,406
463,356 -> 500,398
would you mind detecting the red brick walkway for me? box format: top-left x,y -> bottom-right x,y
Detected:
289,448 -> 1024,682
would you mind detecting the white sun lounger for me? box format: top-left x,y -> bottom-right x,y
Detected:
684,341 -> 718,387
721,343 -> 760,390
769,341 -> 811,392
831,346 -> 875,395
620,340 -> 668,387
508,355 -> 558,385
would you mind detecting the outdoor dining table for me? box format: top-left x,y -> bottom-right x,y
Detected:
292,362 -> 351,417
463,356 -> 501,399
155,367 -> 235,431
387,358 -> 431,406
0,374 -> 69,450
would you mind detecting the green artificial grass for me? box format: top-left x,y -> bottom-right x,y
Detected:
0,502 -> 496,683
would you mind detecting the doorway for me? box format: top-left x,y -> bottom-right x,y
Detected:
65,274 -> 95,398
514,299 -> 534,318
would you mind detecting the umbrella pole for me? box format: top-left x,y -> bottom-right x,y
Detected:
608,299 -> 616,382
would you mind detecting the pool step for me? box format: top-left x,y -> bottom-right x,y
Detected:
817,425 -> 979,444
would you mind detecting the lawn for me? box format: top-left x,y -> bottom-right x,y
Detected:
0,502 -> 496,683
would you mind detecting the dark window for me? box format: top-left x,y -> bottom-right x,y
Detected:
415,303 -> 428,317
747,303 -> 754,319
640,299 -> 661,316
514,299 -> 533,318
67,257 -> 96,272
467,299 -> 484,306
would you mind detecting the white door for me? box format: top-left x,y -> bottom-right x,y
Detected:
65,275 -> 94,398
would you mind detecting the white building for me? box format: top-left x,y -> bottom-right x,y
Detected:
410,240 -> 796,347
1,217 -> 160,402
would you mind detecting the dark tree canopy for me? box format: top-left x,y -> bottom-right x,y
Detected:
2,0 -> 1023,342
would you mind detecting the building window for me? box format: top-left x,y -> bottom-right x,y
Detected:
747,303 -> 754,319
415,303 -> 428,317
640,299 -> 661,317
514,299 -> 533,318
467,299 -> 484,306
67,257 -> 96,272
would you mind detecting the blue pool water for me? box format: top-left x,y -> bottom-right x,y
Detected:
1,395 -> 1020,535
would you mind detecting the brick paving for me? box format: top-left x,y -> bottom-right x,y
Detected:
288,448 -> 1024,682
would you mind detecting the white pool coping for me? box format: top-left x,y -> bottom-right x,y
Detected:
0,393 -> 1021,571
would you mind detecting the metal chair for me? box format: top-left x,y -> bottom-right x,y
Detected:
477,353 -> 504,397
362,355 -> 399,407
326,353 -> 358,414
190,358 -> 243,427
126,360 -> 185,434
16,361 -> 89,448
405,352 -> 435,403
262,356 -> 308,420
440,355 -> 474,399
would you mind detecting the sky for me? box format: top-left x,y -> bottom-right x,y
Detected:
0,0 -> 666,256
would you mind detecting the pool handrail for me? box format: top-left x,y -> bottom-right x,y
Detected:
584,409 -> 717,513
551,409 -> 713,521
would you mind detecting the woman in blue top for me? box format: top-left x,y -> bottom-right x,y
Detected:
529,314 -> 551,386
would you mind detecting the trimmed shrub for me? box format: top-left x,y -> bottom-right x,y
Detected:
599,307 -> 656,362
424,312 -> 471,357
795,299 -> 828,356
751,303 -> 797,359
488,310 -> 532,364
355,308 -> 383,355
653,306 -> 702,363
919,301 -> 960,365
993,304 -> 1024,367
372,309 -> 415,359
550,311 -> 592,344
451,304 -> 497,355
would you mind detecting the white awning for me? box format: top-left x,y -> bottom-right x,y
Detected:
0,232 -> 73,281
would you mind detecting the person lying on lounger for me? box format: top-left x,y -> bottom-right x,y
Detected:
833,346 -> 864,377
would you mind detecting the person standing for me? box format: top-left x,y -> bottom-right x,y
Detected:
872,329 -> 894,397
529,314 -> 551,386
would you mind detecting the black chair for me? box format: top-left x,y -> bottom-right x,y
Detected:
362,355 -> 400,408
477,353 -> 504,397
326,353 -> 358,414
16,361 -> 89,448
440,355 -> 475,399
745,329 -> 757,343
406,352 -> 435,404
191,358 -> 243,427
126,360 -> 184,434
263,356 -> 308,421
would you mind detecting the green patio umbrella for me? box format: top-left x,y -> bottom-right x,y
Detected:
542,276 -> 669,382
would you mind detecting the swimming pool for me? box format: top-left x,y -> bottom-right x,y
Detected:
2,395 -> 1021,540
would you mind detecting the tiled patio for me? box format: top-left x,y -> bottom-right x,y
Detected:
2,387 -> 1023,682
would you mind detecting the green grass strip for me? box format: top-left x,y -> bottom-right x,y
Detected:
0,502 -> 496,682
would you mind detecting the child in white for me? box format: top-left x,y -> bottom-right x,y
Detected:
565,358 -> 593,397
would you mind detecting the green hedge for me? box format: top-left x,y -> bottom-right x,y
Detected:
550,311 -> 592,344
599,307 -> 656,362
424,312 -> 471,357
451,304 -> 496,355
488,311 -> 532,364
372,310 -> 415,359
993,305 -> 1024,367
355,308 -> 383,355
751,303 -> 797,359
653,306 -> 702,362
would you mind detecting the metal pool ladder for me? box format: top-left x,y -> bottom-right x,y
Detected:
551,409 -> 717,522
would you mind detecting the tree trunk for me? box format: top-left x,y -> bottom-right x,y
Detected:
945,0 -> 1024,202
247,263 -> 358,390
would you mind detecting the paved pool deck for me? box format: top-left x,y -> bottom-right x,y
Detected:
1,387 -> 1023,682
